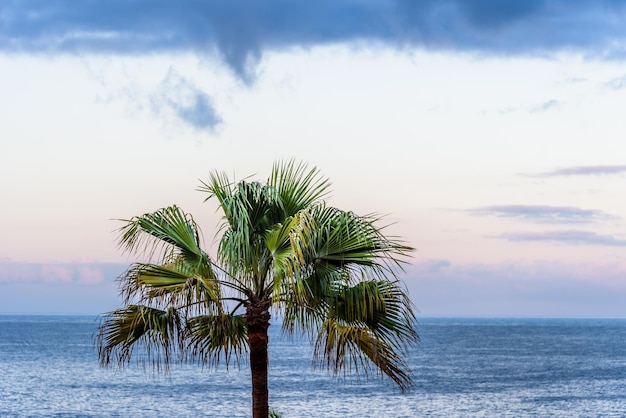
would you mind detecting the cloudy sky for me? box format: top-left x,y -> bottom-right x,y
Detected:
1,0 -> 626,316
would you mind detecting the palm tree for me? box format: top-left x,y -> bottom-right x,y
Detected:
97,160 -> 418,418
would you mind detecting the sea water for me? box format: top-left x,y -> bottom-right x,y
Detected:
0,315 -> 624,417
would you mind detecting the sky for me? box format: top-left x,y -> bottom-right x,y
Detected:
1,0 -> 626,316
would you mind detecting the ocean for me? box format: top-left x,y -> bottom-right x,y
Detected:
0,315 -> 624,417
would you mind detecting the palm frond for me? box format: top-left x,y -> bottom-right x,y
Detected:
200,172 -> 274,233
97,305 -> 183,371
282,232 -> 417,391
200,173 -> 278,286
198,170 -> 235,224
313,318 -> 414,392
332,280 -> 418,349
117,206 -> 206,264
280,266 -> 346,336
264,209 -> 317,302
119,261 -> 228,312
306,205 -> 412,273
281,204 -> 413,338
186,313 -> 249,368
268,159 -> 330,216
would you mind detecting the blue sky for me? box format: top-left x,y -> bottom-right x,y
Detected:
1,1 -> 626,316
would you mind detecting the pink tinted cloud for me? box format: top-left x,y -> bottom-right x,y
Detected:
40,265 -> 74,283
468,205 -> 618,224
76,265 -> 106,285
0,262 -> 123,285
497,230 -> 626,246
405,259 -> 626,316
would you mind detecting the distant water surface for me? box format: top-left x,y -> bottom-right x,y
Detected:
0,316 -> 624,417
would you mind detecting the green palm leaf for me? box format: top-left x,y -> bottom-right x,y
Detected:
120,261 -> 224,311
186,313 -> 248,368
305,205 -> 411,271
118,205 -> 204,262
333,281 -> 416,340
313,318 -> 413,392
97,305 -> 183,370
268,160 -> 330,216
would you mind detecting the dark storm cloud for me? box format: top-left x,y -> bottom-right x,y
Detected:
469,205 -> 618,224
498,230 -> 626,246
2,1 -> 626,81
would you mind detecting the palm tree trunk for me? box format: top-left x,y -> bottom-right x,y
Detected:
246,298 -> 271,418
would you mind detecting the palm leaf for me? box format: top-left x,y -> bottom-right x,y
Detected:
118,206 -> 203,260
119,261 -> 225,311
200,174 -> 277,286
268,160 -> 330,216
313,318 -> 413,392
305,205 -> 411,272
186,313 -> 249,368
265,209 -> 317,302
331,280 -> 418,348
97,305 -> 183,371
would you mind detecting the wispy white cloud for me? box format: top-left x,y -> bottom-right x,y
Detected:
151,68 -> 222,131
468,205 -> 618,224
605,74 -> 626,90
531,165 -> 626,177
530,99 -> 560,113
497,230 -> 626,246
496,99 -> 560,115
411,259 -> 452,274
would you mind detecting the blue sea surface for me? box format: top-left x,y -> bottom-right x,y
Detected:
0,316 -> 625,417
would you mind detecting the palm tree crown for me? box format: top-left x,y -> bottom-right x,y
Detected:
97,160 -> 418,418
